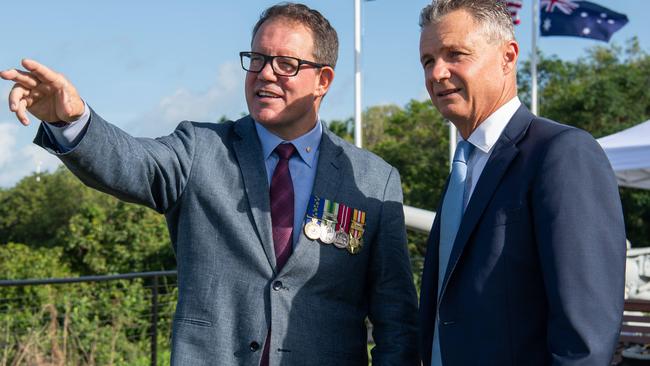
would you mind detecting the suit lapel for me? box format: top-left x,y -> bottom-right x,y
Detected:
232,116 -> 277,270
440,106 -> 534,295
279,128 -> 344,274
310,129 -> 344,200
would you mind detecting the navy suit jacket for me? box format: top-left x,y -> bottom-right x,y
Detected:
419,105 -> 626,365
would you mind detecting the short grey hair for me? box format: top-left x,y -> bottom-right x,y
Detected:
419,0 -> 515,43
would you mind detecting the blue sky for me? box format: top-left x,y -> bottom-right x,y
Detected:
1,0 -> 648,187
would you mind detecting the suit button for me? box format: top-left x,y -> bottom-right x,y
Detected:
249,341 -> 260,352
272,281 -> 283,291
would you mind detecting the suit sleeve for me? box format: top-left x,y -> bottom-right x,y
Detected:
367,167 -> 420,365
34,108 -> 196,214
532,128 -> 626,365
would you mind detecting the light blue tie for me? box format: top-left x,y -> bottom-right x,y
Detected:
431,140 -> 474,366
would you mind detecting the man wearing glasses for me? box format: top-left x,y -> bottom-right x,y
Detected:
1,3 -> 418,366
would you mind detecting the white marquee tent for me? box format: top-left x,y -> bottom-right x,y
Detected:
598,119 -> 650,190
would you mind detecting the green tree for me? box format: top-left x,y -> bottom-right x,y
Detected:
325,117 -> 353,142
0,167 -> 102,249
59,199 -> 173,274
0,168 -> 174,274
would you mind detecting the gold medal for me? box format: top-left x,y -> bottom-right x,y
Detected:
346,209 -> 366,255
347,237 -> 361,254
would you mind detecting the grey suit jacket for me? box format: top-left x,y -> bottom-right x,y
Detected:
36,111 -> 419,366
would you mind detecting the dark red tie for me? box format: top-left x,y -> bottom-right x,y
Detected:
261,143 -> 295,366
269,143 -> 295,271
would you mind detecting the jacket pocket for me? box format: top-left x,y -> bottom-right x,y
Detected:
174,316 -> 213,327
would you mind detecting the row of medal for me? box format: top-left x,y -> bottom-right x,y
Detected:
303,195 -> 366,254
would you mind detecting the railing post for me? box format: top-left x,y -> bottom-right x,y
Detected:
151,275 -> 159,366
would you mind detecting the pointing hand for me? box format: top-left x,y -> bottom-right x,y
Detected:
0,59 -> 84,126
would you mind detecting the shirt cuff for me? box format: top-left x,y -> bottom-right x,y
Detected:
41,102 -> 90,151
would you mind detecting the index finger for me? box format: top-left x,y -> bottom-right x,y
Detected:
21,59 -> 65,88
0,69 -> 40,88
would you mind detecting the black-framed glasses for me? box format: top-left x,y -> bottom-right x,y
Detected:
240,51 -> 330,77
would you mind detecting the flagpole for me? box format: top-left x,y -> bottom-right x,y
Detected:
354,0 -> 363,148
531,0 -> 538,115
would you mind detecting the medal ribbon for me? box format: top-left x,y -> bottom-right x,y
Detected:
305,195 -> 324,224
336,204 -> 352,232
324,199 -> 339,220
350,208 -> 366,239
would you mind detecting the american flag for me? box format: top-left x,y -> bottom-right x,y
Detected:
503,0 -> 523,25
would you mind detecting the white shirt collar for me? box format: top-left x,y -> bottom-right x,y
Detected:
464,96 -> 521,153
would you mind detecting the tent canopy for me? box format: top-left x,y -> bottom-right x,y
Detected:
598,119 -> 650,190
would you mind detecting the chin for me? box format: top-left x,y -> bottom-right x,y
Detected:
256,115 -> 290,132
251,107 -> 277,122
436,105 -> 465,122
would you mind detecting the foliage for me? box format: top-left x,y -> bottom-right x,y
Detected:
0,167 -> 175,275
0,168 -> 176,365
0,168 -> 97,249
325,117 -> 354,143
60,199 -> 173,274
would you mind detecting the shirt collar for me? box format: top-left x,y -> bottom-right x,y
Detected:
464,96 -> 521,153
254,119 -> 322,168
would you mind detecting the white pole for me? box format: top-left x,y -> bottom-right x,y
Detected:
354,0 -> 363,148
448,121 -> 457,172
531,0 -> 538,115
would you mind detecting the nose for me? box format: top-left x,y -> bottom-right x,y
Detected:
430,59 -> 451,83
257,61 -> 277,81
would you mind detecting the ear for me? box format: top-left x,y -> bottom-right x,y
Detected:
315,66 -> 335,97
502,40 -> 519,75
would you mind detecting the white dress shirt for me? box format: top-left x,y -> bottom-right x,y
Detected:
458,96 -> 521,207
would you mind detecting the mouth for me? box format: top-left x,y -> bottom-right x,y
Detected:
436,88 -> 461,97
255,89 -> 283,99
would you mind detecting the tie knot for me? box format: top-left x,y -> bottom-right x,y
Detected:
275,143 -> 296,160
453,140 -> 474,165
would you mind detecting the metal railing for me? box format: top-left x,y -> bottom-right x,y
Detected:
0,270 -> 177,366
404,205 -> 435,233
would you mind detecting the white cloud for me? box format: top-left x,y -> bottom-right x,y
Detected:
0,123 -> 61,188
0,123 -> 18,166
129,62 -> 247,137
22,143 -> 61,173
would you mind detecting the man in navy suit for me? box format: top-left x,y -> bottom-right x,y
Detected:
417,0 -> 626,365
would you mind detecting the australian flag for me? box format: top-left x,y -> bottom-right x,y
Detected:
540,0 -> 628,42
